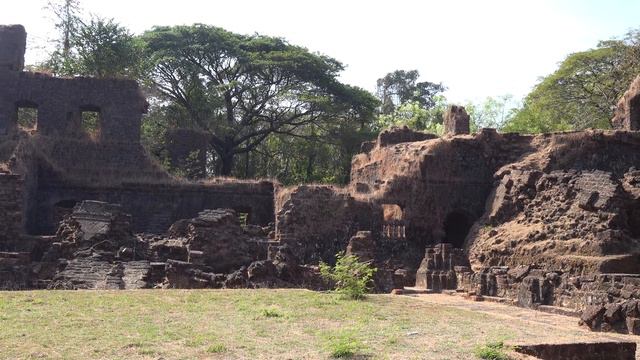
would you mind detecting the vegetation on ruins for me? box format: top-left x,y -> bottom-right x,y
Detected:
319,252 -> 377,300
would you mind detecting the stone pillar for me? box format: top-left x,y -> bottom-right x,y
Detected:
0,25 -> 25,136
443,105 -> 470,135
0,25 -> 26,72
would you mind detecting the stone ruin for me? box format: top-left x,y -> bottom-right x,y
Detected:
3,24 -> 640,339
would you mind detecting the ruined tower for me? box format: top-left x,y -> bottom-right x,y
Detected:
443,105 -> 470,135
0,25 -> 26,135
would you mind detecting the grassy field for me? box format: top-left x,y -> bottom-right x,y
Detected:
0,289 -> 563,359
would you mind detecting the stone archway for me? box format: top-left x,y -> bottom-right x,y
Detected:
443,211 -> 472,248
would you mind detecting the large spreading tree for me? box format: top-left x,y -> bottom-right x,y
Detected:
142,24 -> 377,176
504,30 -> 640,133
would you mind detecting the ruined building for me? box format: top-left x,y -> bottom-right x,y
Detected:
0,25 -> 274,237
3,25 -> 640,336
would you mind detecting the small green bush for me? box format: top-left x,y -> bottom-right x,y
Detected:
261,308 -> 282,318
325,331 -> 365,358
320,252 -> 377,300
207,343 -> 227,353
474,341 -> 510,360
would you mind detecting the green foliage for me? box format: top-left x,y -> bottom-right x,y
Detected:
206,343 -> 227,353
260,308 -> 283,318
80,110 -> 99,138
44,2 -> 143,79
376,95 -> 448,135
324,330 -> 366,358
70,17 -> 144,78
464,95 -> 520,131
16,107 -> 37,129
319,252 -> 377,300
376,69 -> 445,115
142,24 -> 379,176
474,341 -> 510,360
505,29 -> 640,133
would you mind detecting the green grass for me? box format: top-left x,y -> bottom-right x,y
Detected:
474,341 -> 510,360
0,289 -> 573,359
206,343 -> 227,353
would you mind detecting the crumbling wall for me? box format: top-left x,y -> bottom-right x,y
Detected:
612,75 -> 640,131
34,180 -> 275,234
0,173 -> 22,247
275,185 -> 377,264
0,25 -> 147,141
351,128 -> 533,249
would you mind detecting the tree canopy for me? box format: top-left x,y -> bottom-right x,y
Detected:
142,24 -> 378,175
504,30 -> 640,133
376,70 -> 445,115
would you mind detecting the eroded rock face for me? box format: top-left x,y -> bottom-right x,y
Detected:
468,161 -> 640,274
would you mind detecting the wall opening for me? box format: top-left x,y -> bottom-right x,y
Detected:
627,202 -> 640,238
381,204 -> 406,240
15,100 -> 38,130
630,95 -> 640,130
233,207 -> 252,226
443,211 -> 472,248
80,105 -> 101,139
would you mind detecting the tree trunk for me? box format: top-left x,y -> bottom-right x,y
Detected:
220,151 -> 234,176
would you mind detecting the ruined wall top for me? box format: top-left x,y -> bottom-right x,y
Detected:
611,75 -> 640,131
0,25 -> 146,143
0,25 -> 26,72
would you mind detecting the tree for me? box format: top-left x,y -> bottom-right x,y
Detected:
505,30 -> 640,133
375,95 -> 448,135
45,0 -> 82,75
71,17 -> 143,78
376,70 -> 445,115
464,95 -> 520,131
142,24 -> 378,176
44,1 -> 143,78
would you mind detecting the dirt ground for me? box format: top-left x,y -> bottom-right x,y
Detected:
411,292 -> 640,359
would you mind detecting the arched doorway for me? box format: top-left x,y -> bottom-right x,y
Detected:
443,211 -> 472,248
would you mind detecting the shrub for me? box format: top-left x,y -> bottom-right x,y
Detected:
320,252 -> 377,300
206,343 -> 227,353
260,308 -> 283,318
473,341 -> 510,360
324,330 -> 365,358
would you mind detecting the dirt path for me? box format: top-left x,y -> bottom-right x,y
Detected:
409,293 -> 640,358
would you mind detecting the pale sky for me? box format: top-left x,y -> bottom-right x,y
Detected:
2,0 -> 639,103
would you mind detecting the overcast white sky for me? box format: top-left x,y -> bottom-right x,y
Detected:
2,0 -> 639,103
